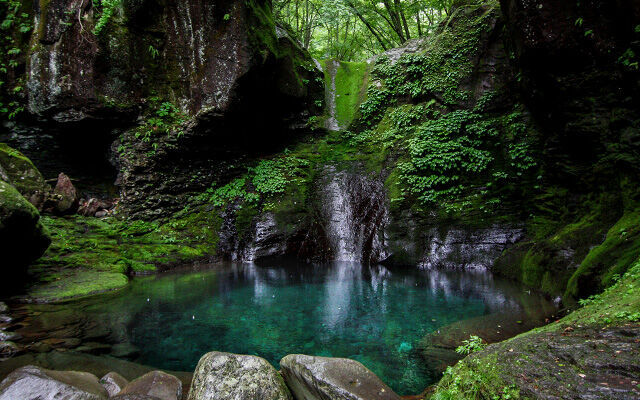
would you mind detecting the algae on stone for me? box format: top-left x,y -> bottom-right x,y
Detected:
0,143 -> 49,208
0,180 -> 50,274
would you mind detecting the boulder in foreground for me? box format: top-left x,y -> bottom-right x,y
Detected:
118,370 -> 181,400
100,371 -> 129,397
0,180 -> 50,272
280,354 -> 401,400
0,143 -> 49,210
0,364 -> 108,400
188,351 -> 292,400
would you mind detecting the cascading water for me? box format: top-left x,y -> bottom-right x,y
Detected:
318,166 -> 389,263
322,170 -> 355,261
324,60 -> 340,131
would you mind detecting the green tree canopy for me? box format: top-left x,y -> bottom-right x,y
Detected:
273,0 -> 453,61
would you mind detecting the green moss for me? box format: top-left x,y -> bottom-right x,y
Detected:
564,209 -> 640,302
494,192 -> 627,297
0,180 -> 38,220
432,354 -> 521,400
358,0 -> 499,119
236,202 -> 260,241
26,271 -> 129,303
0,143 -> 48,199
431,256 -> 640,399
29,208 -> 222,302
322,60 -> 369,128
550,257 -> 640,328
520,248 -> 544,287
245,0 -> 279,56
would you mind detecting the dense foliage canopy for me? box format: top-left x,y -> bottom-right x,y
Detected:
273,0 -> 453,60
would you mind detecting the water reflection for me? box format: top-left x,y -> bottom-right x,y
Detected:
12,262 -> 556,395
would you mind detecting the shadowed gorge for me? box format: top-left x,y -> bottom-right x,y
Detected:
0,0 -> 639,399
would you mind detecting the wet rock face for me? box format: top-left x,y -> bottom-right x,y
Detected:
280,354 -> 401,400
417,227 -> 524,269
221,166 -> 389,264
188,351 -> 292,400
28,0 -> 104,121
23,0 -> 323,218
317,167 -> 389,264
383,208 -> 523,269
0,365 -> 108,400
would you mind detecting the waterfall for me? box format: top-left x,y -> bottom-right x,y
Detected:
323,171 -> 356,261
221,165 -> 390,264
319,166 -> 389,263
324,60 -> 340,131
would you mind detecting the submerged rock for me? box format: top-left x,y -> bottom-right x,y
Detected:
118,371 -> 181,400
0,365 -> 108,400
188,351 -> 292,400
279,354 -> 400,400
110,342 -> 140,359
100,372 -> 128,397
0,342 -> 21,360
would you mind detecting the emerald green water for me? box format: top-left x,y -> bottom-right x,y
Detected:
16,262 -> 556,395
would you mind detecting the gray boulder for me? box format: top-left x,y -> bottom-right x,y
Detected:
0,365 -> 108,400
187,352 -> 292,400
100,371 -> 129,397
118,371 -> 181,400
279,354 -> 400,400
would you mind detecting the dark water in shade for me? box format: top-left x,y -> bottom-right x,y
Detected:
15,262 -> 557,395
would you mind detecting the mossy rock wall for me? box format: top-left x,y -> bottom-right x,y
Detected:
14,0 -> 325,218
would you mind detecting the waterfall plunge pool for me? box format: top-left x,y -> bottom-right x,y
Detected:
9,262 -> 557,395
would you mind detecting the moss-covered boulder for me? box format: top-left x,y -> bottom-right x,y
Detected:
431,257 -> 640,399
0,144 -> 49,210
0,180 -> 50,277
